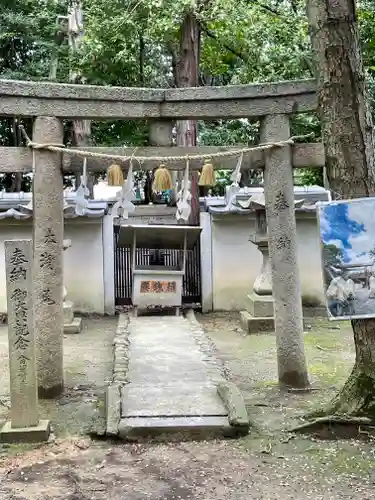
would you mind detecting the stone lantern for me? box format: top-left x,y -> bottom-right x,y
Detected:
239,193 -> 304,333
62,239 -> 82,334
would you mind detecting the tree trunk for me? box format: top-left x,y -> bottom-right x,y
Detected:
9,117 -> 22,192
68,1 -> 94,197
307,0 -> 375,417
139,35 -> 145,86
176,10 -> 200,225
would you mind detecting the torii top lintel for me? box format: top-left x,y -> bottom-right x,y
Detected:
0,78 -> 317,120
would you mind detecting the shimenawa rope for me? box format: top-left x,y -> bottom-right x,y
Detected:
20,126 -> 313,167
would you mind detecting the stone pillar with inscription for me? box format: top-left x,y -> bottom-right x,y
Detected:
33,116 -> 65,398
0,240 -> 50,443
261,114 -> 309,389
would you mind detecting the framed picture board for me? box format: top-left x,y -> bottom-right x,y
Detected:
317,197 -> 375,320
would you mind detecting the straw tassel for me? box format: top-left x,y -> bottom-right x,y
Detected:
199,158 -> 216,186
152,164 -> 173,192
107,163 -> 124,186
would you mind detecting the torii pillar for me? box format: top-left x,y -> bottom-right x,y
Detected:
261,114 -> 309,389
33,117 -> 65,398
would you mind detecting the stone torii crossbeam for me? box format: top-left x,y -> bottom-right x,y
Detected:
0,77 -> 325,393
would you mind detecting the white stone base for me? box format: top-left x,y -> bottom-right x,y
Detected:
240,310 -> 275,334
63,300 -> 82,334
246,293 -> 274,318
0,419 -> 50,443
64,317 -> 82,334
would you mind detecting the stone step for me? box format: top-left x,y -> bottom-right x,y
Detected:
107,313 -> 250,442
118,416 -> 237,441
121,383 -> 228,418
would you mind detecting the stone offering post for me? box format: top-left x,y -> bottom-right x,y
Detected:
0,240 -> 50,443
261,114 -> 309,389
33,117 -> 65,398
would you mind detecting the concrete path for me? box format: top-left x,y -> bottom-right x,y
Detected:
110,313 -> 249,440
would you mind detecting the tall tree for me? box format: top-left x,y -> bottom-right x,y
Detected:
67,1 -> 95,196
0,0 -> 67,192
307,0 -> 375,416
175,8 -> 201,222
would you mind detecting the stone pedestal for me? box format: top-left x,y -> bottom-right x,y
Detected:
240,294 -> 275,333
63,300 -> 82,334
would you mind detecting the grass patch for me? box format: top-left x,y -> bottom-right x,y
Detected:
253,380 -> 279,389
308,360 -> 349,385
298,442 -> 375,476
304,331 -> 345,350
242,335 -> 276,352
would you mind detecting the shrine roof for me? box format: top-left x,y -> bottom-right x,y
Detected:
205,185 -> 330,215
0,193 -> 108,219
118,224 -> 202,250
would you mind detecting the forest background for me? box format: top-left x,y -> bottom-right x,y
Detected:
0,0 -> 374,194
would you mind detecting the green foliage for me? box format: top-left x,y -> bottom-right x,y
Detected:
0,0 -> 67,81
198,119 -> 259,146
90,121 -> 149,147
323,244 -> 343,267
359,1 -> 375,77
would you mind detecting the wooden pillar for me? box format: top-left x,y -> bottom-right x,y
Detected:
33,116 -> 64,398
261,114 -> 309,389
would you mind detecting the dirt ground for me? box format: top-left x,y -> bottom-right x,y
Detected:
0,313 -> 374,500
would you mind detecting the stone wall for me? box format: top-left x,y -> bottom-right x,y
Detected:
207,212 -> 324,311
0,218 -> 104,314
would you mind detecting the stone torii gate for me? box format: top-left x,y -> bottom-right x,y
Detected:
0,78 -> 324,395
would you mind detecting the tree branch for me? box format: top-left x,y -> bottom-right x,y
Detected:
197,19 -> 249,63
243,0 -> 283,17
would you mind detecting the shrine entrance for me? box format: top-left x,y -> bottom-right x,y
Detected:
113,225 -> 202,307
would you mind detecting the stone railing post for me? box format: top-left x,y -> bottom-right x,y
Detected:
261,114 -> 309,389
33,116 -> 64,398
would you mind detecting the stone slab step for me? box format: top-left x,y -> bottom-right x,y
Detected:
118,416 -> 236,441
121,384 -> 228,418
106,313 -> 250,442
